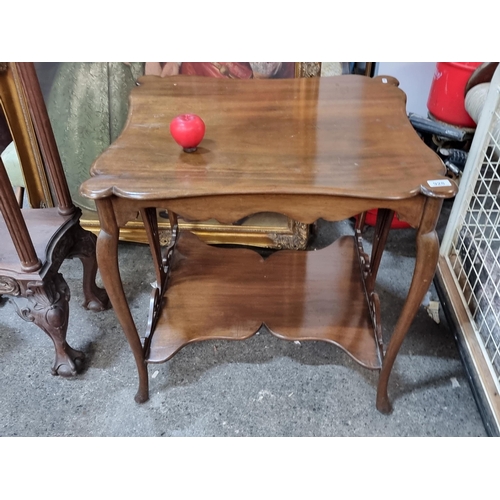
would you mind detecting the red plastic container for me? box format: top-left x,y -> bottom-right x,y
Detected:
364,209 -> 411,229
427,62 -> 482,128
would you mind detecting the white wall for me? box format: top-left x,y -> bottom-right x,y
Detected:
375,62 -> 436,116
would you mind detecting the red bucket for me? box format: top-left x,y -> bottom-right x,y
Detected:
427,62 -> 482,128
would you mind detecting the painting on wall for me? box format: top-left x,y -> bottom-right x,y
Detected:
144,62 -> 296,79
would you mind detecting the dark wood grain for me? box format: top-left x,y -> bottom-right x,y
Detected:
147,232 -> 380,368
81,75 -> 457,203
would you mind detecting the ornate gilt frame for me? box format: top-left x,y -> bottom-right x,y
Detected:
0,62 -> 53,208
3,62 -> 321,249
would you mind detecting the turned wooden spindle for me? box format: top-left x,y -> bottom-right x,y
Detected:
0,158 -> 41,272
15,62 -> 75,216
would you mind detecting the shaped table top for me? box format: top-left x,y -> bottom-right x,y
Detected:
81,75 -> 457,202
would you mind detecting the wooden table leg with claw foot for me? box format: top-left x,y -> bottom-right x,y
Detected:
1,62 -> 110,378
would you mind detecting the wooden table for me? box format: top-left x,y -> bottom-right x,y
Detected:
81,74 -> 458,413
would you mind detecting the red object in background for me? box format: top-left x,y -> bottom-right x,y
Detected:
427,62 -> 482,128
180,62 -> 253,79
362,210 -> 411,229
170,114 -> 206,152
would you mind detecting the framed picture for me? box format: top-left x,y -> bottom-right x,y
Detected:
0,63 -> 52,209
5,62 -> 352,249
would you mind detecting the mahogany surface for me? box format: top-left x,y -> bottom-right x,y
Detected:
82,74 -> 459,413
81,75 -> 455,203
147,232 -> 379,369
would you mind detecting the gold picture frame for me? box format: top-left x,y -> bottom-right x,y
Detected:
0,63 -> 53,208
4,62 -> 325,249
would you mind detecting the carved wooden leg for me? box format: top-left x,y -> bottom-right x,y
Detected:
96,198 -> 149,403
67,225 -> 110,312
376,198 -> 442,414
12,273 -> 85,377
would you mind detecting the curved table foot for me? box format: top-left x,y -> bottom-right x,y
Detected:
134,376 -> 150,404
52,344 -> 85,377
83,292 -> 110,313
96,198 -> 150,403
376,199 -> 441,414
68,225 -> 110,312
376,392 -> 393,415
12,272 -> 84,377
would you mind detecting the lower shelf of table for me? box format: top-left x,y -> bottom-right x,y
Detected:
146,231 -> 382,370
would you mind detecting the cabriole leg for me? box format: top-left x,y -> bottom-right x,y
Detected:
67,225 -> 110,312
12,273 -> 85,377
96,198 -> 149,403
376,198 -> 442,414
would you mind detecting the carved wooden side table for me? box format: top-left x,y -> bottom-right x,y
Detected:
81,74 -> 458,413
0,62 -> 109,376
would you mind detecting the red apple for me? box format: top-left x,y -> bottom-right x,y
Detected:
169,114 -> 206,152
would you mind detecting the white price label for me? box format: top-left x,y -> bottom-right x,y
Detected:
427,179 -> 452,187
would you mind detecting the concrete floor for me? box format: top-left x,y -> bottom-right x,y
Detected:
0,204 -> 488,436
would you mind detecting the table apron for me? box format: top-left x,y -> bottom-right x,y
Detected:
109,193 -> 428,230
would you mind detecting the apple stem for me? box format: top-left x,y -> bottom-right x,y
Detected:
183,147 -> 197,153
